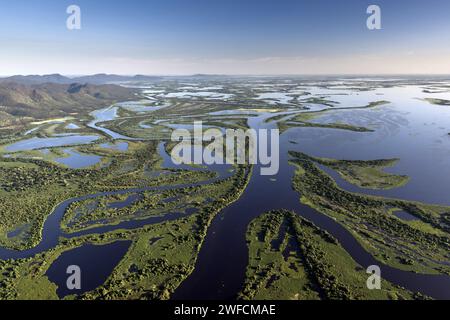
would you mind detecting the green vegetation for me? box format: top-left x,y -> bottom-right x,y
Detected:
0,82 -> 137,120
61,165 -> 246,234
290,152 -> 450,275
0,141 -> 216,250
271,101 -> 389,133
279,121 -> 373,133
299,97 -> 339,107
81,166 -> 251,300
423,98 -> 450,106
298,153 -> 410,190
240,210 -> 418,300
0,164 -> 251,300
2,77 -> 450,302
99,109 -> 250,141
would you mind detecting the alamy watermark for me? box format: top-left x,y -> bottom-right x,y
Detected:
171,122 -> 280,176
367,5 -> 381,30
65,5 -> 379,32
66,265 -> 81,290
366,265 -> 381,290
66,5 -> 81,30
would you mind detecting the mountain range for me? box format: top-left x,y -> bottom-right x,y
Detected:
0,74 -> 162,85
0,81 -> 138,120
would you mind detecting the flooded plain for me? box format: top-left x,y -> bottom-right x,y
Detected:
2,78 -> 450,299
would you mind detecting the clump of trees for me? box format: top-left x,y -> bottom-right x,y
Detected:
289,152 -> 450,274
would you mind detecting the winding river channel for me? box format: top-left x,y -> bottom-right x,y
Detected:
0,142 -> 231,260
2,88 -> 450,299
173,112 -> 450,300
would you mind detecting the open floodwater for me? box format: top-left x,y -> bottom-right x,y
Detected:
1,84 -> 450,298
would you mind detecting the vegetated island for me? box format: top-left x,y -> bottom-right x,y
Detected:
239,210 -> 420,300
289,151 -> 450,276
296,153 -> 410,190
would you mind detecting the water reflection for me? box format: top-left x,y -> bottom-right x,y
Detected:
5,135 -> 100,152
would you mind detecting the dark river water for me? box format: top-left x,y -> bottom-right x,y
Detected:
46,241 -> 131,298
173,112 -> 450,300
2,86 -> 450,299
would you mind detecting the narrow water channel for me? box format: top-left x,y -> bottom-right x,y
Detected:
172,113 -> 450,300
1,108 -> 449,299
0,142 -> 231,260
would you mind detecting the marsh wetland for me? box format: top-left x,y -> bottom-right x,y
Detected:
1,76 -> 450,300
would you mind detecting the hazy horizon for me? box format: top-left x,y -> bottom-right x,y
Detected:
1,0 -> 450,75
3,73 -> 450,78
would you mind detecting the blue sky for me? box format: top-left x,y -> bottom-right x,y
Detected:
1,0 -> 450,75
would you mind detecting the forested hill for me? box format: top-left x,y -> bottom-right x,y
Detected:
0,74 -> 161,85
0,82 -> 138,119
